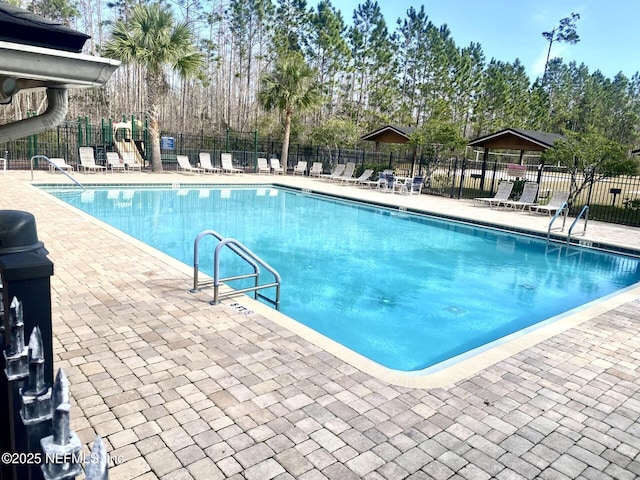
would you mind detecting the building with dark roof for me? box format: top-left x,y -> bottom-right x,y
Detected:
0,3 -> 119,143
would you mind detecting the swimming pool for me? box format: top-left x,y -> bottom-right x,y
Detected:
44,185 -> 640,371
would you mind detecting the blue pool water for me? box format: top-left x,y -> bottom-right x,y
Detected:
45,185 -> 640,371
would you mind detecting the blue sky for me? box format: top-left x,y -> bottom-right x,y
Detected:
333,0 -> 638,81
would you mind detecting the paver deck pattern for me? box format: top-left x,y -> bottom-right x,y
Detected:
2,170 -> 640,480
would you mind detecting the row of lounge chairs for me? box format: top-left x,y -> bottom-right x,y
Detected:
48,147 -> 143,173
178,154 -> 292,175
474,180 -> 569,215
313,162 -> 424,194
50,148 -> 252,175
177,153 -> 244,174
57,152 -> 566,216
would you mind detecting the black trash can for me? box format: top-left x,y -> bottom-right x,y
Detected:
0,209 -> 54,380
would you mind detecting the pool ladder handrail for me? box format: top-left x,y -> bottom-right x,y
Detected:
30,155 -> 85,189
192,230 -> 281,310
566,205 -> 589,246
546,202 -> 569,243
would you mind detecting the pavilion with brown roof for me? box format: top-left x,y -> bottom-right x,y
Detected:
360,125 -> 416,149
468,128 -> 564,161
467,128 -> 564,191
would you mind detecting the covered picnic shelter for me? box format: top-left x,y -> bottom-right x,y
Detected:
468,128 -> 564,191
360,124 -> 416,150
468,128 -> 564,162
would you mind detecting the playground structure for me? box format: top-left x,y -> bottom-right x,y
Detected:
111,120 -> 146,167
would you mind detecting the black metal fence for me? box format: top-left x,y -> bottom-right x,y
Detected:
0,210 -> 110,479
1,297 -> 109,480
419,157 -> 640,227
2,121 -> 639,226
0,120 -> 415,172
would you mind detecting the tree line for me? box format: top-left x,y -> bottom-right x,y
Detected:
4,0 -> 640,156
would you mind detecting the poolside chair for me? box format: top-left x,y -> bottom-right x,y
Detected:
336,162 -> 356,183
221,153 -> 243,174
343,168 -> 373,186
499,181 -> 539,210
320,163 -> 345,181
319,163 -> 345,181
309,162 -> 323,177
256,157 -> 270,174
379,173 -> 402,193
48,157 -> 74,173
473,181 -> 514,208
270,158 -> 284,175
122,151 -> 142,172
176,155 -> 204,174
362,170 -> 393,189
78,147 -> 107,173
198,152 -> 221,173
399,175 -> 424,195
106,152 -> 126,173
292,161 -> 307,176
529,190 -> 570,216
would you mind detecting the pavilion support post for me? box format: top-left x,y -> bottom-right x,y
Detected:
479,147 -> 489,191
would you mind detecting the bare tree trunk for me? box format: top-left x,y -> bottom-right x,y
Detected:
281,112 -> 291,174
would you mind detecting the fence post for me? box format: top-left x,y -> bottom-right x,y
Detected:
479,147 -> 488,191
84,436 -> 108,480
2,297 -> 30,480
41,369 -> 83,479
457,157 -> 465,199
21,326 -> 53,480
450,157 -> 458,198
3,297 -> 109,480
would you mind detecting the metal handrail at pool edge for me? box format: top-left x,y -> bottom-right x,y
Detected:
566,205 -> 590,246
192,229 -> 281,310
30,155 -> 85,189
546,202 -> 569,244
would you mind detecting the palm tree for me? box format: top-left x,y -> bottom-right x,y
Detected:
259,52 -> 321,173
103,4 -> 203,172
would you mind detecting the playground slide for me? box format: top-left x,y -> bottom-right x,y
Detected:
113,138 -> 145,166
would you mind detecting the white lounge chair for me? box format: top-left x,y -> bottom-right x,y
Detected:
319,163 -> 345,181
106,152 -> 126,172
198,152 -> 221,173
221,153 -> 243,174
500,181 -> 539,210
309,162 -> 323,177
343,168 -> 373,186
122,151 -> 142,172
256,157 -> 270,174
48,157 -> 74,173
292,161 -> 307,176
474,181 -> 514,208
336,162 -> 356,183
270,158 -> 284,175
529,191 -> 569,216
177,155 -> 204,174
78,147 -> 107,173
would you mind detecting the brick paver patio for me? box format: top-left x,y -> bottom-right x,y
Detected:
2,171 -> 640,479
